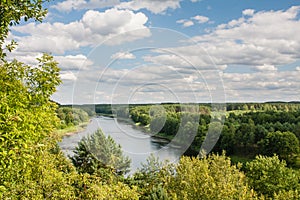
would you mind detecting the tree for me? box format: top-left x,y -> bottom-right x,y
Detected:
131,154 -> 174,199
0,54 -> 61,190
259,131 -> 300,164
161,113 -> 179,135
71,129 -> 131,175
150,115 -> 166,133
163,153 -> 257,199
0,0 -> 48,58
218,124 -> 235,154
56,107 -> 89,128
245,155 -> 299,198
0,1 -> 140,198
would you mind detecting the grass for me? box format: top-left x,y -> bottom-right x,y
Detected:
54,121 -> 89,137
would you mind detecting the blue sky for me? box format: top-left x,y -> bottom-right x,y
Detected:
7,0 -> 300,104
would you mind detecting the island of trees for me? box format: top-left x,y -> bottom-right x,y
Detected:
0,1 -> 299,199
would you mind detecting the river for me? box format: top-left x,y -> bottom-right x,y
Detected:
59,116 -> 182,174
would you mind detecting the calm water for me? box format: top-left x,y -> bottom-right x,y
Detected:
59,116 -> 182,173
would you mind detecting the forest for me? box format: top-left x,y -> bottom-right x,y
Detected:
0,1 -> 300,199
126,103 -> 300,167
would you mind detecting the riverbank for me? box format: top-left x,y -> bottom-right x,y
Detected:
115,117 -> 175,144
54,121 -> 90,137
59,116 -> 182,173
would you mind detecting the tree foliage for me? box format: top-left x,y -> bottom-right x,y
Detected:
161,153 -> 257,200
259,131 -> 300,164
245,155 -> 300,198
0,54 -> 61,189
71,129 -> 131,175
0,0 -> 48,58
56,107 -> 90,128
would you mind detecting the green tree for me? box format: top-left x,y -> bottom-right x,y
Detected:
259,131 -> 300,164
161,113 -> 179,136
164,153 -> 257,199
219,124 -> 235,154
150,115 -> 166,133
245,155 -> 299,198
0,1 -> 140,199
71,129 -> 131,175
57,107 -> 89,128
0,54 -> 61,190
131,154 -> 173,199
0,0 -> 48,58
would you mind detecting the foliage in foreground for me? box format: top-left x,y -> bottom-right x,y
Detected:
128,153 -> 300,200
160,154 -> 257,200
245,155 -> 300,198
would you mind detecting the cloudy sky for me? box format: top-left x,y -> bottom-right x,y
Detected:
6,0 -> 300,104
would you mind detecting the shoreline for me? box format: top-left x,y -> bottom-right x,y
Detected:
58,116 -> 176,146
56,120 -> 90,137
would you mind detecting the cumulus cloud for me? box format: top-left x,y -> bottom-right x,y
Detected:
60,71 -> 77,81
177,15 -> 210,27
222,70 -> 300,102
55,54 -> 94,71
53,0 -> 183,14
111,51 -> 136,59
176,19 -> 194,27
51,0 -> 120,12
70,64 -> 221,104
192,15 -> 209,23
11,8 -> 150,54
117,0 -> 181,14
150,6 -> 300,68
242,9 -> 255,16
253,64 -> 277,72
5,51 -> 43,66
9,4 -> 300,103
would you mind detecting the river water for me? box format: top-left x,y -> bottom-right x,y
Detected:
59,116 -> 182,174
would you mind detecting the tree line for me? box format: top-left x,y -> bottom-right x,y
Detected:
128,104 -> 300,167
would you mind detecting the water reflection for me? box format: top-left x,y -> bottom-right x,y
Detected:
59,116 -> 181,173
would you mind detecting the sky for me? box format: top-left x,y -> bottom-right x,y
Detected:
6,0 -> 300,104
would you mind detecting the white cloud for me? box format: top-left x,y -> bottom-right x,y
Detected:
177,15 -> 209,28
192,15 -> 209,23
69,64 -> 220,104
117,0 -> 181,14
55,54 -> 94,71
183,20 -> 194,27
253,64 -> 277,72
52,0 -> 120,12
222,70 -> 300,101
9,4 -> 300,103
53,0 -> 182,14
5,51 -> 43,66
176,19 -> 194,27
111,51 -> 136,59
242,9 -> 255,16
161,6 -> 300,68
60,71 -> 77,81
11,8 -> 150,54
176,19 -> 185,23
59,59 -> 300,103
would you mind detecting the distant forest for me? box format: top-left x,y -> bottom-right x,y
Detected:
71,102 -> 300,168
